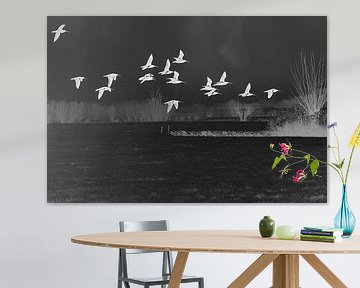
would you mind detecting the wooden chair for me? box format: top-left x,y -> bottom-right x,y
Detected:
118,220 -> 204,288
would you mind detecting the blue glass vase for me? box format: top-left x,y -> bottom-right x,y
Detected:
334,185 -> 356,237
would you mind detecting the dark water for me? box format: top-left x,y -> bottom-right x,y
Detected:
47,123 -> 327,203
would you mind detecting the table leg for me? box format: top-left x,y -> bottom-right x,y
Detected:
288,255 -> 299,288
229,253 -> 348,288
228,254 -> 279,288
272,254 -> 299,288
168,252 -> 189,288
301,254 -> 347,288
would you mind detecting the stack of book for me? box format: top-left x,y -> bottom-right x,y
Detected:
300,226 -> 344,243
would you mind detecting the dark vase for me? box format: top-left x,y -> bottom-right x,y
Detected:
259,216 -> 275,238
334,185 -> 356,237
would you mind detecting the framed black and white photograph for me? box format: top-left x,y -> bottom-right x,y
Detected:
47,16 -> 327,203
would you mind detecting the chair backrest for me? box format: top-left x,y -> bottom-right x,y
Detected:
119,220 -> 169,254
118,220 -> 173,282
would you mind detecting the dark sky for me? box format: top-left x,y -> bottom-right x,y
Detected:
47,16 -> 327,104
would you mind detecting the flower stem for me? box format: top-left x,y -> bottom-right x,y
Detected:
333,127 -> 345,182
345,145 -> 356,185
291,148 -> 341,174
345,129 -> 360,185
272,147 -> 344,182
333,127 -> 342,164
286,159 -> 306,168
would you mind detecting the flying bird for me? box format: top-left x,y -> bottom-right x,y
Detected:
264,88 -> 280,99
200,77 -> 215,91
70,76 -> 86,89
51,24 -> 69,42
141,54 -> 158,70
103,73 -> 121,87
204,89 -> 221,97
167,71 -> 186,84
158,59 -> 173,75
239,83 -> 255,97
173,50 -> 189,64
95,87 -> 112,100
164,100 -> 182,113
138,73 -> 155,84
214,72 -> 232,86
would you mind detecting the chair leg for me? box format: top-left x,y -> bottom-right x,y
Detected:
199,278 -> 204,288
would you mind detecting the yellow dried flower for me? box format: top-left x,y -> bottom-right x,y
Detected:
349,122 -> 360,148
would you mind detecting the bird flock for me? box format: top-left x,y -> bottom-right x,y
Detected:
52,24 -> 280,113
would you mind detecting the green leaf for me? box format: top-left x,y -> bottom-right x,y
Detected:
272,157 -> 281,170
271,154 -> 286,170
332,159 -> 345,169
339,158 -> 345,169
332,162 -> 341,169
304,154 -> 311,164
310,159 -> 320,176
280,154 -> 286,161
269,143 -> 274,149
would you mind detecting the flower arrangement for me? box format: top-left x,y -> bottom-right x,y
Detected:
270,122 -> 360,185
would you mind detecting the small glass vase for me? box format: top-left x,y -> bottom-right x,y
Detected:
334,185 -> 356,237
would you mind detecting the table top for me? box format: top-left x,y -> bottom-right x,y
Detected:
71,230 -> 360,254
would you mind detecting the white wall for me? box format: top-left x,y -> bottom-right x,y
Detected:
1,0 -> 360,287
